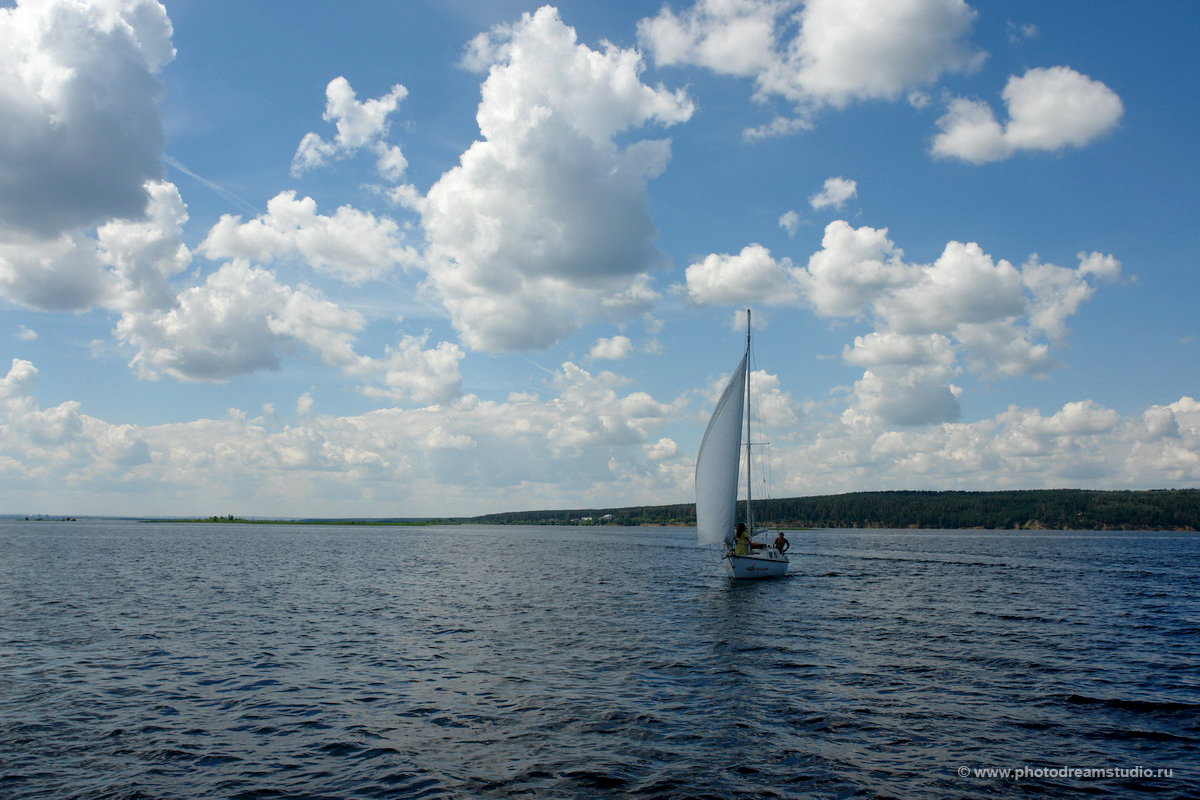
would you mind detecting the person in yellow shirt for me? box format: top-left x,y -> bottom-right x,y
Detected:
733,522 -> 750,555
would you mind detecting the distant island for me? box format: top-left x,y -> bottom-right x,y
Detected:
465,489 -> 1200,531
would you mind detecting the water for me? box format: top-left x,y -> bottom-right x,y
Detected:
1,521 -> 1196,799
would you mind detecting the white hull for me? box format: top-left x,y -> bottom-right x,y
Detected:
724,549 -> 789,579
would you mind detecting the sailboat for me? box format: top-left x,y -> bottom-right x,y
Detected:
695,309 -> 789,579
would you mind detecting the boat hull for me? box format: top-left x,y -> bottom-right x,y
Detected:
725,550 -> 789,579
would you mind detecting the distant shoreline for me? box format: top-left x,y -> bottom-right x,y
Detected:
8,488 -> 1191,531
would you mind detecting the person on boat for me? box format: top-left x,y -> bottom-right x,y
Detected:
733,522 -> 750,555
773,531 -> 790,554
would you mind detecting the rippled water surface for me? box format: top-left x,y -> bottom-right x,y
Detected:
1,521 -> 1197,798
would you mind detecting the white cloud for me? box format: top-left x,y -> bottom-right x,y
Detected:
1007,21 -> 1038,44
99,180 -> 191,312
809,177 -> 858,210
748,368 -> 801,431
360,334 -> 464,405
644,437 -> 678,461
683,244 -> 800,306
809,226 -> 1121,422
779,210 -> 801,237
1078,250 -> 1121,280
798,220 -> 916,318
876,241 -> 1026,334
16,325 -> 38,342
200,191 -> 417,283
687,221 -> 1121,426
291,77 -> 409,180
954,320 -> 1053,378
1022,253 -> 1120,341
0,358 -> 151,488
588,336 -> 634,361
774,0 -> 983,107
930,96 -> 1009,163
0,229 -> 110,311
296,392 -> 315,417
781,394 -> 1200,496
0,0 -> 173,238
1006,400 -> 1121,438
636,0 -> 780,78
846,365 -> 962,427
7,352 -> 1195,516
743,114 -> 814,140
640,0 -> 984,134
547,362 -> 681,455
0,179 -> 190,313
418,6 -> 693,351
843,332 -> 956,369
115,260 -> 369,381
932,67 -> 1123,163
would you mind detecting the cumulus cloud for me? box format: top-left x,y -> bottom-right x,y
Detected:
0,357 -> 688,515
798,220 -> 916,318
1007,21 -> 1038,44
0,229 -> 110,311
683,244 -> 800,306
843,332 -> 956,369
847,365 -> 963,427
588,336 -> 634,361
6,352 -> 1196,516
809,177 -> 857,210
102,245 -> 464,402
639,0 -> 983,135
932,67 -> 1123,163
0,178 -> 191,313
360,334 -> 465,405
687,219 -> 1120,426
779,210 -> 801,237
804,224 -> 1120,422
98,180 -> 191,312
636,0 -> 780,78
418,6 -> 693,352
644,437 -> 678,461
0,359 -> 151,489
200,191 -> 417,283
292,77 -> 409,180
876,241 -> 1027,334
954,321 -> 1053,379
548,361 -> 681,455
0,0 -> 173,238
774,0 -> 982,107
115,260 -> 370,381
296,392 -> 314,417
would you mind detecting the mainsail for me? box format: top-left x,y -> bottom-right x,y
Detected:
695,352 -> 747,546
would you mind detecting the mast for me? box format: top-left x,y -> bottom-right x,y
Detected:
744,309 -> 754,534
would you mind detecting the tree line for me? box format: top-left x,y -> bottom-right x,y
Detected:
464,489 -> 1200,531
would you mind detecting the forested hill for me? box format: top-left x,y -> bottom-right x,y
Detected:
465,489 -> 1200,531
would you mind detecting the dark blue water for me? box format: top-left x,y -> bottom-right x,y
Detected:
1,521 -> 1196,799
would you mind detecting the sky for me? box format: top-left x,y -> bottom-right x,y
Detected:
1,0 -> 1197,518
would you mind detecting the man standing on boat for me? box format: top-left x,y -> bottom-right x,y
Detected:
773,531 -> 790,554
733,522 -> 751,555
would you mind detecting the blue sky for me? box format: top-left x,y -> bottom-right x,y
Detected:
1,0 -> 1197,517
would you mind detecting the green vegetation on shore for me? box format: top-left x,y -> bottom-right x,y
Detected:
144,489 -> 1199,531
465,489 -> 1200,531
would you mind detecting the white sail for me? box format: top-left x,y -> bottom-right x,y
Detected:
695,352 -> 747,546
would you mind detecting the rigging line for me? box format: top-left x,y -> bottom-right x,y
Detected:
747,341 -> 777,513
